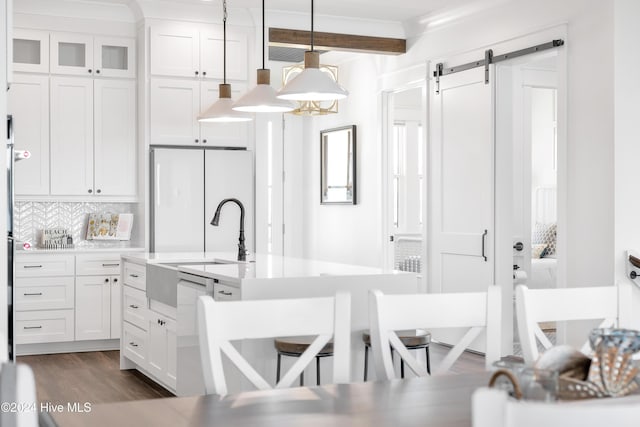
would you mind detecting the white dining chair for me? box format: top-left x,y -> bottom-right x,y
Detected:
0,362 -> 38,427
368,286 -> 501,379
197,292 -> 351,396
472,387 -> 640,427
515,282 -> 633,365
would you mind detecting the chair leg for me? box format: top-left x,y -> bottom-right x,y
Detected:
401,359 -> 404,378
363,345 -> 369,381
316,356 -> 321,386
426,347 -> 431,375
276,353 -> 281,383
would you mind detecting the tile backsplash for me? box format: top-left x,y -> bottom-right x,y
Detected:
15,201 -> 138,248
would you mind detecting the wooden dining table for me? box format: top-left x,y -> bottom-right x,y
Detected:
49,372 -> 492,427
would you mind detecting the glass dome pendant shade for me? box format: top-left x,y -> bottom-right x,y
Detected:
233,69 -> 295,113
277,50 -> 348,101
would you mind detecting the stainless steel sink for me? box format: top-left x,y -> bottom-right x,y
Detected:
146,261 -> 227,307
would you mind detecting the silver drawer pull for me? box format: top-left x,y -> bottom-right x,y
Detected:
218,290 -> 233,296
102,263 -> 120,267
23,292 -> 43,296
23,265 -> 43,269
129,304 -> 139,309
24,326 -> 42,330
129,342 -> 138,347
129,274 -> 139,278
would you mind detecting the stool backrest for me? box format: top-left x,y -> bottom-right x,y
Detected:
197,292 -> 351,396
515,282 -> 632,364
369,286 -> 501,379
472,387 -> 640,427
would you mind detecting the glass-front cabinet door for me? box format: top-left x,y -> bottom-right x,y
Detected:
94,37 -> 135,78
13,29 -> 49,73
50,33 -> 94,76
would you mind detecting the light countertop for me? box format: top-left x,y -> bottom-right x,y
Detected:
123,251 -> 412,285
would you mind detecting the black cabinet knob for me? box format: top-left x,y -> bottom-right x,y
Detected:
96,69 -> 101,74
202,139 -> 207,144
104,278 -> 109,283
195,71 -> 199,76
195,139 -> 199,143
97,189 -> 101,194
88,69 -> 92,73
202,71 -> 207,76
88,189 -> 93,194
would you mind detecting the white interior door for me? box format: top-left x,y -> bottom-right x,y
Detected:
152,148 -> 205,251
204,150 -> 254,254
429,66 -> 495,295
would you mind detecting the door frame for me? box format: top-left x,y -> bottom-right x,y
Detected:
378,63 -> 429,292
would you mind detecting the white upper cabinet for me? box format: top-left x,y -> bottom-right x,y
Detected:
51,33 -> 135,78
50,33 -> 94,76
150,25 -> 200,78
50,76 -> 94,196
94,79 -> 137,196
150,23 -> 247,80
8,74 -> 50,195
12,29 -> 49,74
150,79 -> 200,145
200,81 -> 248,147
200,28 -> 247,80
94,36 -> 136,78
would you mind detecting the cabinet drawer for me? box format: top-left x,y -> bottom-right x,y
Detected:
76,254 -> 122,276
15,255 -> 74,277
213,282 -> 240,301
15,310 -> 74,344
123,322 -> 147,366
124,286 -> 147,330
15,277 -> 74,311
123,262 -> 146,290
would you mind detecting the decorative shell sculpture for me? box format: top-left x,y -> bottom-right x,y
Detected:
535,329 -> 640,399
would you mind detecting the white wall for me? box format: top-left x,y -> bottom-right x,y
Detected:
298,54 -> 384,267
298,1 -> 615,287
614,0 -> 640,328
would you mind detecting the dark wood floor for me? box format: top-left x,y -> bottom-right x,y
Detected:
17,351 -> 173,405
17,345 -> 485,406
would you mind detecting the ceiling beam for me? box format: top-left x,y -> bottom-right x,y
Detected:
269,28 -> 406,56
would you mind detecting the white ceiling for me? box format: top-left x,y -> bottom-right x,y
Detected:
139,0 -> 488,23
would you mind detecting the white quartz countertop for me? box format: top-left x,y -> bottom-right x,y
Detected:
123,251 -> 412,284
17,246 -> 145,255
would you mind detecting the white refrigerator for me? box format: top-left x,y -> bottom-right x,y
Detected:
150,147 -> 254,253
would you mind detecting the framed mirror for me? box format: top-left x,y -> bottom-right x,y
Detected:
320,125 -> 356,204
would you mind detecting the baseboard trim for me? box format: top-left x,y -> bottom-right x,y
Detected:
16,339 -> 120,356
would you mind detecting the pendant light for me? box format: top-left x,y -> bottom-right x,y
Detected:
198,0 -> 252,123
276,0 -> 349,102
233,0 -> 295,113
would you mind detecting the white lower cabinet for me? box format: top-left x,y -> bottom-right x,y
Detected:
75,275 -> 120,340
146,310 -> 176,389
123,321 -> 147,366
15,310 -> 74,344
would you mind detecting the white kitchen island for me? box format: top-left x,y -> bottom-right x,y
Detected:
120,252 -> 418,396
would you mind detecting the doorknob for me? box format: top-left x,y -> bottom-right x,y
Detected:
513,242 -> 524,251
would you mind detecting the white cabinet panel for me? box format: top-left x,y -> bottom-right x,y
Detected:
76,276 -> 111,340
123,322 -> 147,366
123,285 -> 147,330
150,79 -> 200,145
123,262 -> 146,291
205,150 -> 254,253
12,29 -> 49,73
200,81 -> 248,147
51,33 -> 94,76
8,74 -> 50,195
147,314 -> 167,379
75,254 -> 121,276
94,36 -> 135,78
111,275 -> 121,339
94,79 -> 137,196
14,276 -> 75,311
15,254 -> 75,277
150,25 -> 199,78
50,76 -> 94,195
151,148 -> 205,251
200,28 -> 247,80
15,310 -> 74,344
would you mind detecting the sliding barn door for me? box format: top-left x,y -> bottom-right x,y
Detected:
429,66 -> 495,294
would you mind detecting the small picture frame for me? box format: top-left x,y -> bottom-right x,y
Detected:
320,125 -> 356,205
86,213 -> 133,241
